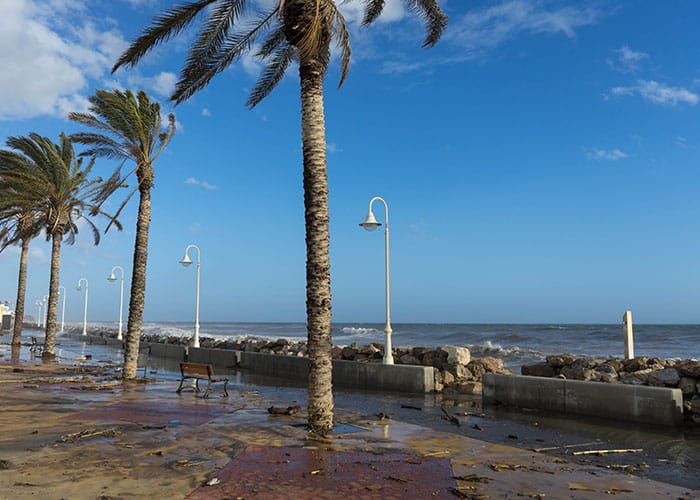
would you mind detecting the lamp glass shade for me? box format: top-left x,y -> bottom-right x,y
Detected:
107,272 -> 116,282
359,211 -> 381,232
179,253 -> 193,266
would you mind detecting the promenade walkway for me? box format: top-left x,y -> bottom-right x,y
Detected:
0,333 -> 697,499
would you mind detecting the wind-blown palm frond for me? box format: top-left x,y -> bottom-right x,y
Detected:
113,0 -> 219,72
174,8 -> 279,104
405,0 -> 448,47
247,43 -> 295,108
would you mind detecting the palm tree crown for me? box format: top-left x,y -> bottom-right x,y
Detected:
113,0 -> 447,107
69,89 -> 176,379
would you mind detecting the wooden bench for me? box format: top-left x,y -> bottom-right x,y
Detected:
176,362 -> 229,398
29,336 -> 43,354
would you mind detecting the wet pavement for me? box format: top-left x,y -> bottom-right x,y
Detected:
0,333 -> 698,499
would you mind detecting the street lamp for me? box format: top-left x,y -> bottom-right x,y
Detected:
58,286 -> 67,333
107,266 -> 125,340
359,196 -> 394,365
35,300 -> 42,327
179,244 -> 201,348
76,278 -> 89,336
42,294 -> 48,328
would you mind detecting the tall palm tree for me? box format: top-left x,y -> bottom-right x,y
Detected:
69,89 -> 176,379
0,191 -> 42,346
0,133 -> 117,358
113,0 -> 447,433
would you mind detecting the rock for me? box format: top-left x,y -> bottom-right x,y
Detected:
620,375 -> 645,385
445,363 -> 473,381
623,357 -> 649,372
546,353 -> 575,368
647,368 -> 680,387
521,363 -> 556,378
399,354 -> 420,365
441,346 -> 471,366
597,373 -> 618,383
560,365 -> 595,381
678,377 -> 697,395
605,359 -> 624,373
597,363 -> 618,376
456,381 -> 482,395
442,370 -> 456,386
341,346 -> 358,360
433,371 -> 444,392
688,399 -> 700,413
421,351 -> 436,367
677,360 -> 700,378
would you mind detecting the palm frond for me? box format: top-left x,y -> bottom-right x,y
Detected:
113,0 -> 220,72
246,43 -> 295,108
362,0 -> 385,25
404,0 -> 448,47
331,2 -> 351,87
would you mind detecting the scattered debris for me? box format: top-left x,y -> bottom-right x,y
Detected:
453,474 -> 491,484
59,428 -> 122,443
0,459 -> 12,470
386,475 -> 410,483
472,424 -> 483,431
448,488 -> 489,499
268,405 -> 301,416
205,478 -> 220,486
376,412 -> 392,420
606,487 -> 634,494
532,441 -> 599,452
507,434 -> 518,440
441,407 -> 461,427
572,449 -> 642,456
601,463 -> 649,472
567,482 -> 594,491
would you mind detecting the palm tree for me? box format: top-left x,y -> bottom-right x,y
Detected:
0,133 -> 117,358
113,0 -> 447,433
69,89 -> 176,379
0,190 -> 42,346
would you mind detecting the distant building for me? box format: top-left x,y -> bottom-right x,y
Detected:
0,302 -> 14,332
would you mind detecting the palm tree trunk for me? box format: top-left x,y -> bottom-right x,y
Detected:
11,238 -> 30,345
43,232 -> 62,359
299,58 -> 334,434
123,183 -> 151,379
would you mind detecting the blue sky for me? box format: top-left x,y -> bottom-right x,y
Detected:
1,0 -> 699,325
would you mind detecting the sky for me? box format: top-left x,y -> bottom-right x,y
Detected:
1,0 -> 700,326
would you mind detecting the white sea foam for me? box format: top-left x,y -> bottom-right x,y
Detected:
340,327 -> 381,335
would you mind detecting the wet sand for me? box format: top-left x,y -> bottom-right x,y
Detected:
0,333 -> 698,499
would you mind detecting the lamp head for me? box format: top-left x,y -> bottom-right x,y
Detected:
107,271 -> 116,282
179,253 -> 193,266
359,211 -> 381,232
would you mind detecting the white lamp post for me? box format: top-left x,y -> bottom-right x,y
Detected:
76,278 -> 89,336
58,286 -> 67,333
42,294 -> 48,327
35,300 -> 42,327
359,196 -> 394,365
179,244 -> 201,348
107,266 -> 125,340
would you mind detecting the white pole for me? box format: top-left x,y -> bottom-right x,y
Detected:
59,286 -> 66,333
109,266 -> 125,340
36,301 -> 41,327
622,310 -> 634,359
43,295 -> 48,328
77,278 -> 88,336
180,244 -> 201,348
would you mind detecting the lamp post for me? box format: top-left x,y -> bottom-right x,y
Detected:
42,294 -> 48,328
58,286 -> 67,333
35,300 -> 41,327
359,196 -> 394,365
76,278 -> 89,336
107,266 -> 125,340
179,244 -> 201,348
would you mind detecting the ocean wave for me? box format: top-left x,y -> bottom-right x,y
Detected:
340,327 -> 381,335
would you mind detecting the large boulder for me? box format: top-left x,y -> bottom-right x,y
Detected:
521,363 -> 557,378
647,368 -> 680,387
677,360 -> 700,378
441,346 -> 471,366
679,377 -> 698,395
560,364 -> 595,381
546,353 -> 576,368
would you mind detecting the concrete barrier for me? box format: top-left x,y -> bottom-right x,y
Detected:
483,374 -> 684,427
59,333 -> 435,394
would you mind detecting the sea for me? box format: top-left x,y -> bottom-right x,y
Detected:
83,321 -> 699,371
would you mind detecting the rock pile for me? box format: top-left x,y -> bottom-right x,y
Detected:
522,354 -> 700,425
78,328 -> 511,395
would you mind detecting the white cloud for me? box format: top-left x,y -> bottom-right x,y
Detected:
586,148 -> 628,161
126,71 -> 177,98
607,45 -> 648,73
445,1 -> 603,58
676,136 -> 687,148
338,0 -> 405,25
0,0 -> 129,120
611,80 -> 698,106
184,177 -> 217,190
201,108 -> 211,117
